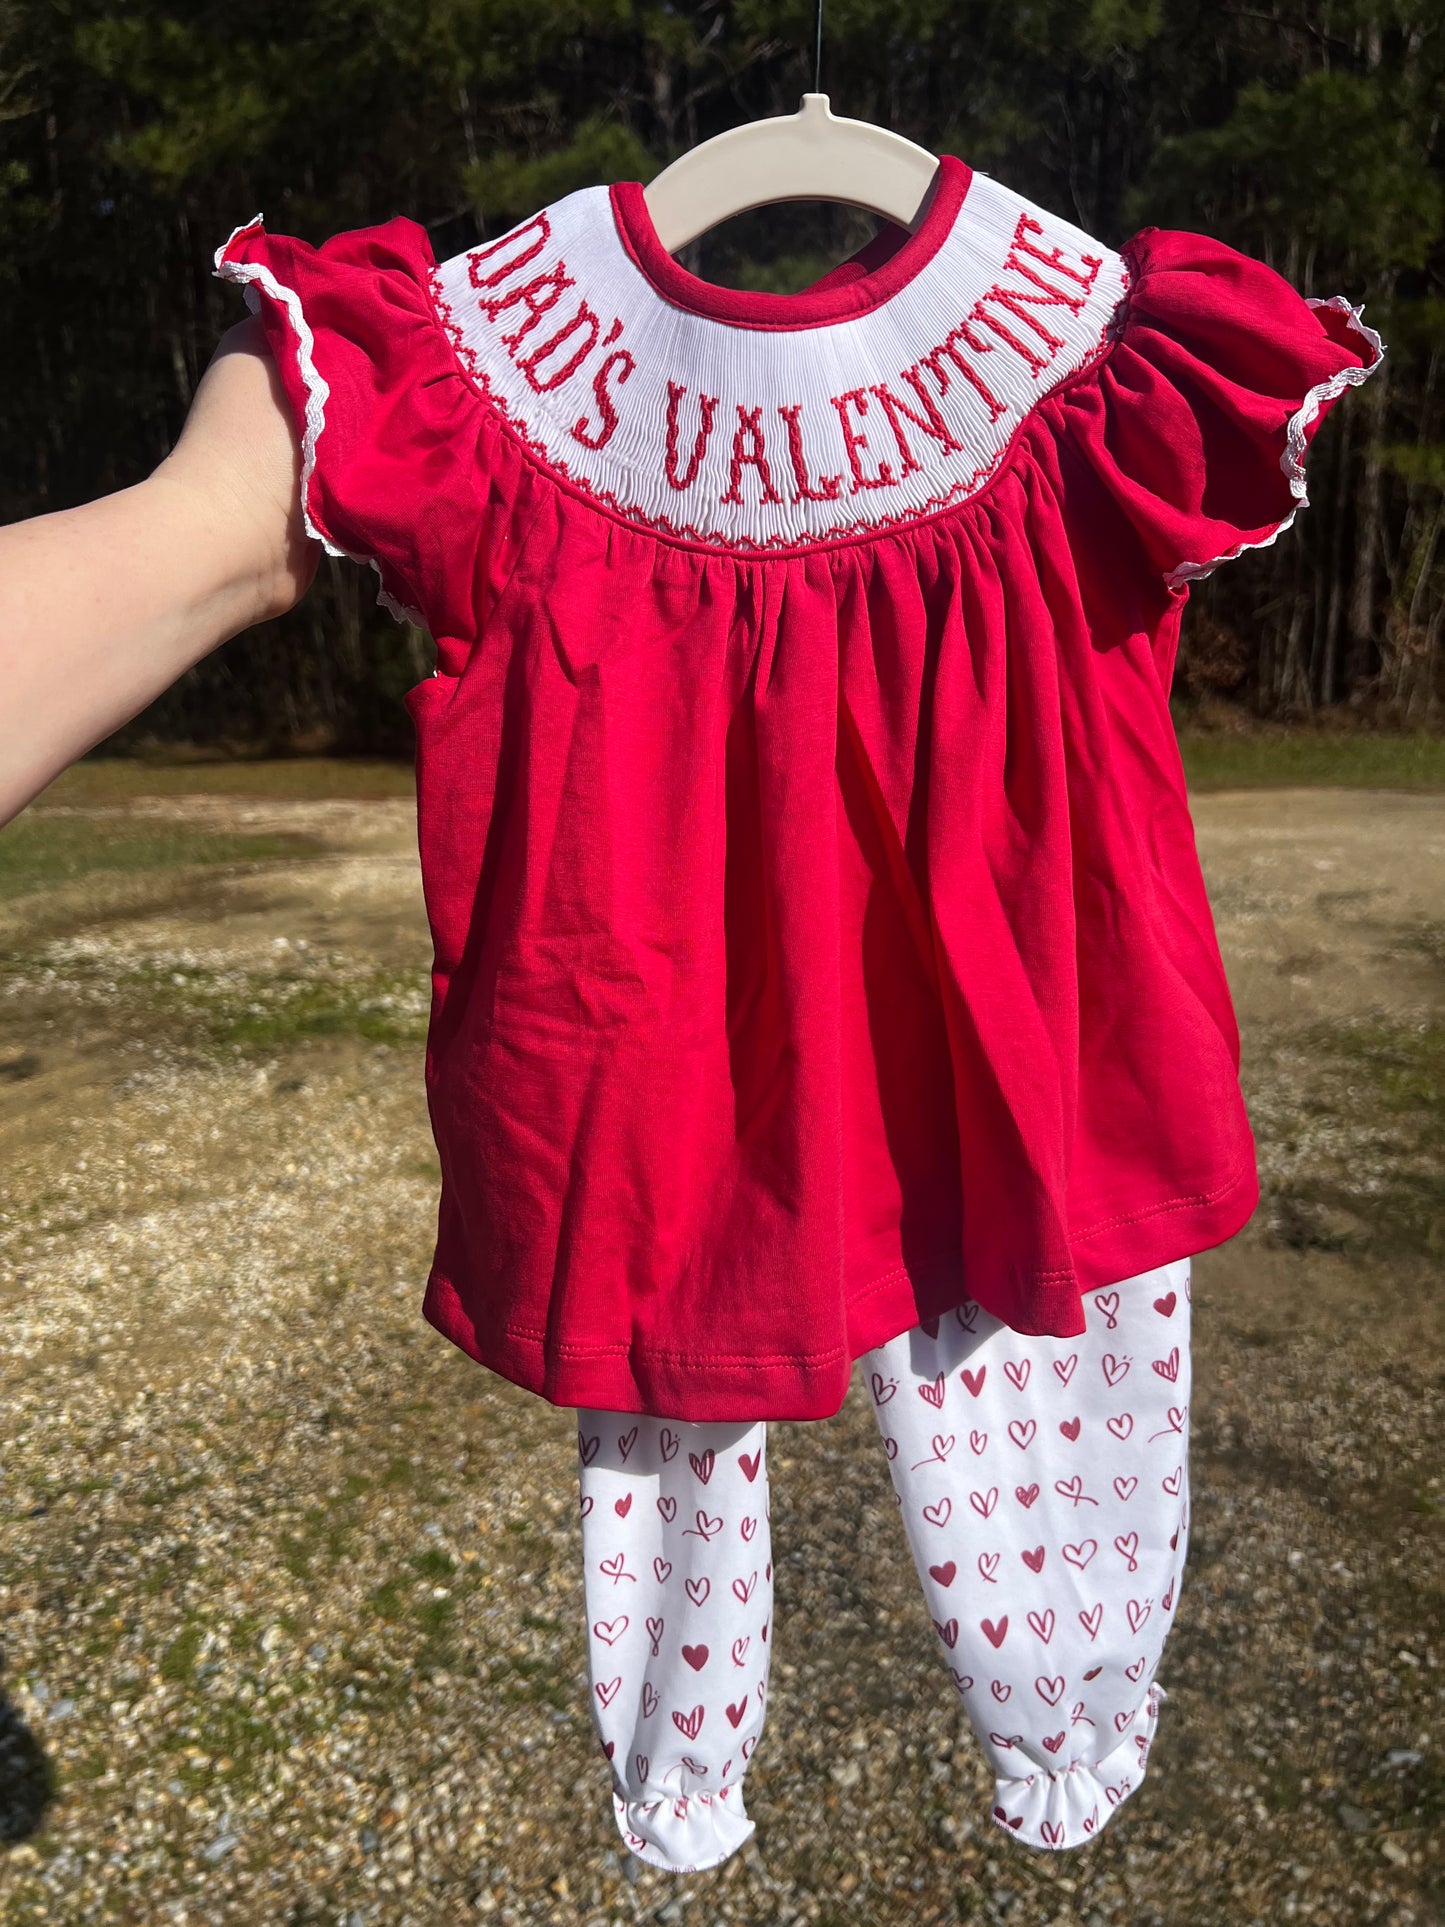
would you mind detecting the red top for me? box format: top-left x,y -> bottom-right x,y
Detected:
216,157 -> 1382,1421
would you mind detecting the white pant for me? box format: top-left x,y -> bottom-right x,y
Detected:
577,1259 -> 1191,1872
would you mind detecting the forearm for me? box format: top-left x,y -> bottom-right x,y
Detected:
0,474 -> 283,823
0,316 -> 315,828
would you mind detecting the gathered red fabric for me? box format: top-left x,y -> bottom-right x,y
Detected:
217,164 -> 1381,1419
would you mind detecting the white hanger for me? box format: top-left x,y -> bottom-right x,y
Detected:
643,95 -> 942,253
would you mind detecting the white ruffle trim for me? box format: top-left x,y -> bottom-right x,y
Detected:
212,215 -> 424,629
612,1780 -> 756,1874
1165,296 -> 1386,587
988,1683 -> 1165,1850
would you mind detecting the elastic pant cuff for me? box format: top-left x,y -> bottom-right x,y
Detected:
612,1782 -> 755,1874
990,1684 -> 1164,1850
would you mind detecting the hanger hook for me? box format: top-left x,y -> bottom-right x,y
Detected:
813,0 -> 823,95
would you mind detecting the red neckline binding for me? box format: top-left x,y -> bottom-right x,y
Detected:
608,153 -> 973,331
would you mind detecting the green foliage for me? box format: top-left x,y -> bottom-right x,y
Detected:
1,0 -> 1443,734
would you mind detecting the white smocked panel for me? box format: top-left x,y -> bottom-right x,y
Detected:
429,174 -> 1130,552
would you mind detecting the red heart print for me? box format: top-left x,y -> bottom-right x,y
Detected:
1027,1609 -> 1056,1644
1113,1476 -> 1138,1502
1126,1656 -> 1147,1682
593,1617 -> 628,1646
1053,1353 -> 1078,1386
1043,1731 -> 1066,1754
617,1425 -> 638,1462
1053,1476 -> 1086,1503
685,1576 -> 711,1606
657,1496 -> 677,1522
614,1493 -> 632,1518
1008,1419 -> 1037,1450
884,1437 -> 898,1460
1102,1353 -> 1131,1386
970,1488 -> 999,1520
1083,1665 -> 1102,1681
933,1617 -> 960,1649
961,1367 -> 986,1398
988,1734 -> 1023,1750
1162,1580 -> 1175,1612
981,1616 -> 1009,1649
923,1497 -> 953,1527
726,1696 -> 749,1728
1041,1819 -> 1065,1846
870,1372 -> 896,1405
918,1372 -> 947,1409
929,1560 -> 958,1587
1107,1414 -> 1134,1441
1094,1290 -> 1121,1327
978,1553 -> 1000,1583
659,1427 -> 679,1461
1022,1545 -> 1045,1573
1165,1404 -> 1187,1434
595,1676 -> 621,1708
605,1742 -> 615,1760
741,1515 -> 757,1542
1083,1811 -> 1097,1834
1004,1359 -> 1031,1391
766,1562 -> 772,1580
689,1510 -> 723,1539
1078,1603 -> 1103,1640
1169,1530 -> 1178,1550
956,1301 -> 980,1331
969,1429 -> 988,1455
761,1621 -> 769,1641
647,1615 -> 664,1649
1127,1598 -> 1152,1633
722,1759 -> 732,1778
599,1554 -> 628,1580
1105,1785 -> 1122,1807
1015,1483 -> 1040,1509
740,1449 -> 761,1482
579,1495 -> 594,1517
732,1572 -> 757,1605
1114,1710 -> 1132,1733
682,1643 -> 709,1671
741,1737 -> 756,1760
1034,1675 -> 1065,1706
654,1557 -> 673,1583
1115,1531 -> 1140,1569
578,1431 -> 600,1466
993,1809 -> 1025,1831
732,1636 -> 750,1665
1153,1290 -> 1176,1317
1162,1468 -> 1182,1495
921,1314 -> 941,1339
929,1432 -> 956,1462
1059,1416 -> 1081,1442
1152,1348 -> 1180,1384
689,1448 -> 716,1484
672,1704 -> 704,1740
950,1669 -> 974,1692
990,1680 -> 1012,1702
635,1751 -> 648,1779
642,1683 -> 659,1717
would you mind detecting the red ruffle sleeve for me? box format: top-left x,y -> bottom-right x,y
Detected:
1049,225 -> 1383,596
213,214 -> 493,652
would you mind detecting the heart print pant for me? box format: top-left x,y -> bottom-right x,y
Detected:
575,1258 -> 1191,1873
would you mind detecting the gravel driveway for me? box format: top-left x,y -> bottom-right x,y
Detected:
0,783 -> 1440,1926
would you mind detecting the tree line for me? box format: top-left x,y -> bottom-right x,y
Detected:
1,1 -> 1441,753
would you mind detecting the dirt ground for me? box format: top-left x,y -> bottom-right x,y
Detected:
0,781 -> 1440,1927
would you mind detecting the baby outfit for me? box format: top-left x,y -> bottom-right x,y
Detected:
215,154 -> 1380,1870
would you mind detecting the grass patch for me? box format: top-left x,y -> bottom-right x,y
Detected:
1248,1018 -> 1445,1260
158,1623 -> 205,1685
40,756 -> 415,805
0,815 -> 323,897
1178,728 -> 1445,792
